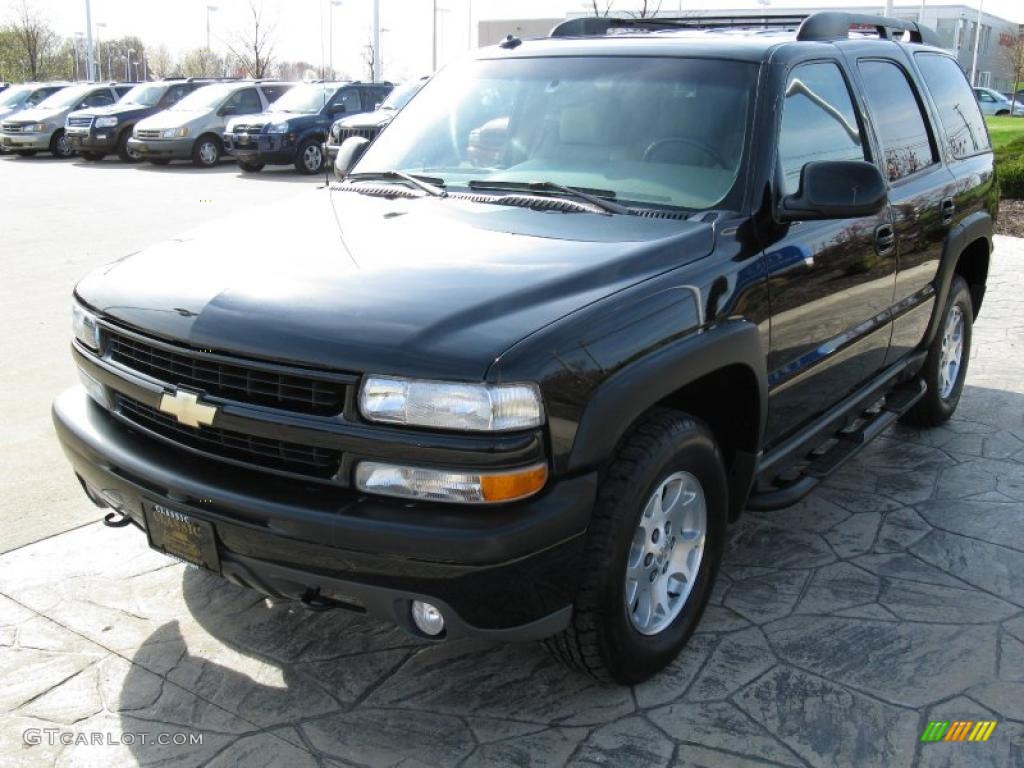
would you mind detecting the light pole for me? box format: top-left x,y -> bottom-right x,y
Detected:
329,0 -> 343,80
126,48 -> 135,81
73,33 -> 83,81
84,0 -> 96,80
372,0 -> 381,82
206,5 -> 218,53
95,22 -> 106,80
970,0 -> 983,85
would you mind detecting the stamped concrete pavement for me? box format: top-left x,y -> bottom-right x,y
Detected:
1,237 -> 1022,768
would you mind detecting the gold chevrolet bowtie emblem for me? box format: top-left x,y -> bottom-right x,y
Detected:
158,390 -> 217,428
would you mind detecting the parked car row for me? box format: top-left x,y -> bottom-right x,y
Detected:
0,77 -> 421,173
973,86 -> 1024,117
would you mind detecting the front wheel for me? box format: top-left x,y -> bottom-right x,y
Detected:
902,275 -> 973,427
543,409 -> 727,684
117,131 -> 141,162
191,136 -> 221,168
49,130 -> 74,158
294,137 -> 324,174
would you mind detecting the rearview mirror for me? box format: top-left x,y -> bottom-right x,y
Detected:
334,136 -> 370,180
779,160 -> 888,222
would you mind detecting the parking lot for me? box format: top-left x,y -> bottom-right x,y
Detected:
1,154 -> 1023,767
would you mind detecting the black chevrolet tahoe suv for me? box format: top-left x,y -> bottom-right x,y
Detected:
55,12 -> 996,684
67,78 -> 216,162
223,81 -> 393,174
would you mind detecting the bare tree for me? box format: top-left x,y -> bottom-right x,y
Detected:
997,31 -> 1024,114
148,44 -> 174,79
627,1 -> 664,18
9,0 -> 58,79
588,1 -> 615,17
361,38 -> 375,82
224,0 -> 276,79
179,47 -> 223,78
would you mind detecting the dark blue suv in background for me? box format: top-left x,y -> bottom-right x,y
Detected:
223,81 -> 393,174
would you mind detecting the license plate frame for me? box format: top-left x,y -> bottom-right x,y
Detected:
143,500 -> 221,572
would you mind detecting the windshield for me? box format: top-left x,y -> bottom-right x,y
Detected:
36,85 -> 92,110
357,56 -> 756,210
170,83 -> 232,112
269,83 -> 335,113
120,84 -> 165,107
380,81 -> 422,111
0,86 -> 32,108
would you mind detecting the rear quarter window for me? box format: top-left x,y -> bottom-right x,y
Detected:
914,53 -> 991,159
857,59 -> 936,181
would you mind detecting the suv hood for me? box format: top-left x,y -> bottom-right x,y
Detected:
137,110 -> 199,130
79,103 -> 148,118
76,188 -> 715,380
6,107 -> 61,123
337,110 -> 391,129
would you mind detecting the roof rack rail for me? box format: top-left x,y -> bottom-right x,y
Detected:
549,11 -> 942,47
550,14 -> 808,37
796,11 -> 942,47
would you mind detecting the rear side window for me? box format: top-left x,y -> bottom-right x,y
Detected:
778,62 -> 866,195
916,53 -> 991,158
858,60 -> 936,181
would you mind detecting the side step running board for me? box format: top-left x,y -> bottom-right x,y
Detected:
747,377 -> 926,511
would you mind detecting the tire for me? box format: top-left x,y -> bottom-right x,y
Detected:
191,135 -> 221,168
996,110 -> 1009,116
902,275 -> 973,427
80,152 -> 104,161
294,137 -> 324,174
543,409 -> 727,684
238,160 -> 264,173
117,130 -> 141,163
15,150 -> 37,157
49,129 -> 74,158
149,159 -> 171,166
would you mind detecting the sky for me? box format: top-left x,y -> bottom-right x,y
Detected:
6,0 -> 1024,83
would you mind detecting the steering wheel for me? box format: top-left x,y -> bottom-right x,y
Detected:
642,137 -> 729,169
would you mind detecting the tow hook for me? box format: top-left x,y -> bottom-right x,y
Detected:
300,588 -> 335,612
103,511 -> 133,528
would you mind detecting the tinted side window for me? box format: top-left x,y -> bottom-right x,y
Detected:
335,88 -> 361,113
858,60 -> 936,181
778,62 -> 866,195
164,85 -> 191,105
227,88 -> 262,114
84,91 -> 114,107
916,53 -> 991,158
260,85 -> 290,103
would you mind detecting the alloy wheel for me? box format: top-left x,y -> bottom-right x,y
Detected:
625,470 -> 707,636
938,304 -> 965,400
303,143 -> 323,172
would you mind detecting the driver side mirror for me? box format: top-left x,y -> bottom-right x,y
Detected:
779,160 -> 888,222
328,103 -> 347,115
334,136 -> 369,180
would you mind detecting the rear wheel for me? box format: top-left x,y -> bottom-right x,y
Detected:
117,130 -> 141,162
49,130 -> 74,158
192,135 -> 221,168
80,152 -> 104,161
15,150 -> 37,157
543,409 -> 727,684
294,137 -> 324,174
902,275 -> 973,427
238,160 -> 264,173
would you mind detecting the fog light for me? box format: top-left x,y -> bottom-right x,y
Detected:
78,367 -> 109,408
411,600 -> 445,636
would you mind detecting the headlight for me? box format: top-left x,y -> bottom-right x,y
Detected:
330,123 -> 341,140
71,303 -> 101,351
27,122 -> 50,133
268,121 -> 290,134
161,126 -> 188,138
359,376 -> 544,432
355,461 -> 548,504
95,116 -> 118,128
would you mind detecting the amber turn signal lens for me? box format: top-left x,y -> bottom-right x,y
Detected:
480,464 -> 549,503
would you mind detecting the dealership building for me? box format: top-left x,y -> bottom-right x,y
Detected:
478,5 -> 1023,93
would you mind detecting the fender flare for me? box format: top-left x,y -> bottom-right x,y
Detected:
923,210 -> 992,347
567,320 -> 768,502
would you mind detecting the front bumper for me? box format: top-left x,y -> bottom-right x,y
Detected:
0,132 -> 51,150
67,126 -> 118,151
128,136 -> 193,160
223,132 -> 295,164
53,386 -> 594,641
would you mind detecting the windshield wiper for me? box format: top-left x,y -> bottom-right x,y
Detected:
347,170 -> 447,197
466,180 -> 629,215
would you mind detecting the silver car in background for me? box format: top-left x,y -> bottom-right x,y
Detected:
973,87 -> 1024,117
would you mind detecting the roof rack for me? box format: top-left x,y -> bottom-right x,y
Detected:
549,11 -> 943,47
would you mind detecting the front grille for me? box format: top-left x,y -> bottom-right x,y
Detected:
115,394 -> 342,479
337,126 -> 380,143
67,116 -> 93,128
135,129 -> 162,140
107,331 -> 347,416
233,123 -> 265,134
2,122 -> 26,133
